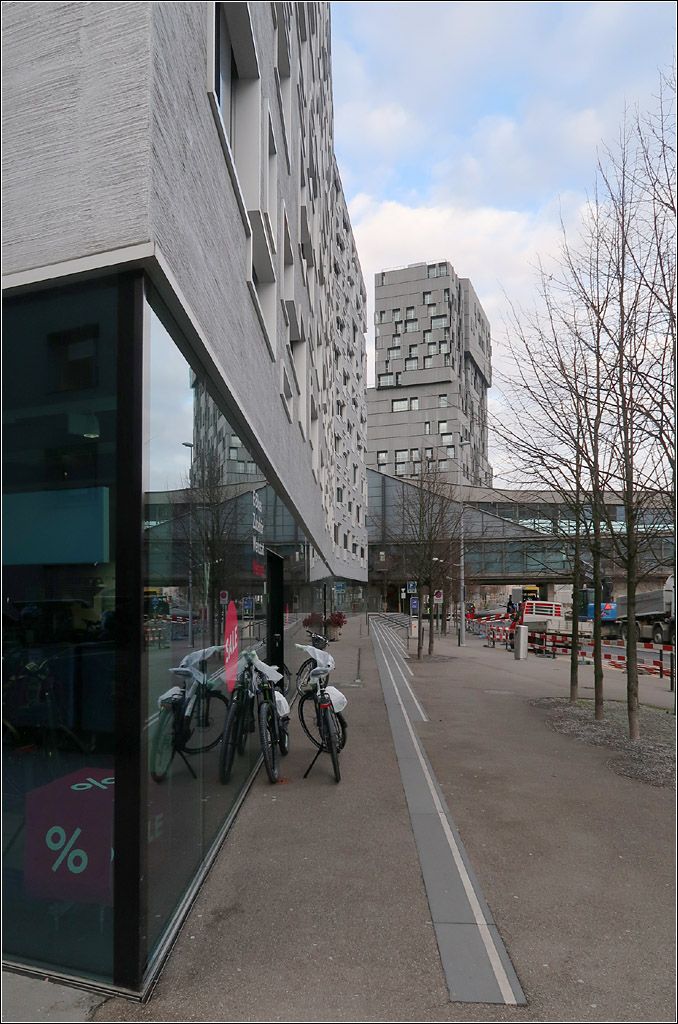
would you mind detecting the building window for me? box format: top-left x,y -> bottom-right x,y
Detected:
406,306 -> 415,318
431,315 -> 448,330
377,309 -> 386,324
438,262 -> 447,276
408,344 -> 418,356
404,319 -> 419,333
425,447 -> 433,460
439,459 -> 448,471
411,449 -> 421,461
395,372 -> 402,386
423,330 -> 431,344
441,433 -> 454,444
337,486 -> 343,503
438,394 -> 448,407
378,373 -> 394,387
424,421 -> 431,434
427,264 -> 436,279
446,445 -> 456,458
405,357 -> 417,370
395,450 -> 408,462
439,342 -> 449,354
423,356 -> 432,368
387,346 -> 401,359
428,342 -> 437,354
392,399 -> 408,412
377,451 -> 387,465
423,291 -> 432,304
395,464 -> 406,476
443,288 -> 450,302
438,421 -> 448,433
410,397 -> 419,410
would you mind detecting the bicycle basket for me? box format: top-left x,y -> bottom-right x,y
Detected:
158,686 -> 184,710
325,686 -> 347,713
274,690 -> 290,717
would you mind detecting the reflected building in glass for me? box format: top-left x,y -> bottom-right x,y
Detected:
2,2 -> 367,995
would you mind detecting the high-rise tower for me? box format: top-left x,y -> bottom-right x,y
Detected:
366,260 -> 492,487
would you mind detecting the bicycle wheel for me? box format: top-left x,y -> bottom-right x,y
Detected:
219,698 -> 241,784
237,693 -> 253,755
278,716 -> 290,756
336,711 -> 348,751
296,658 -> 315,695
323,706 -> 341,783
298,691 -> 322,748
150,709 -> 176,782
184,689 -> 229,754
278,663 -> 291,697
258,700 -> 279,783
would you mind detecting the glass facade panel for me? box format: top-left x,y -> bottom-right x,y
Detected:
3,279 -> 121,981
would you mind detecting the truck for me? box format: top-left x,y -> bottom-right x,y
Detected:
579,576 -> 674,644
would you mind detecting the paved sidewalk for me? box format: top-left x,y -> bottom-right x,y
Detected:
3,614 -> 675,1022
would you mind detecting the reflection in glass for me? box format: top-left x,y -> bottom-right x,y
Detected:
2,280 -> 119,981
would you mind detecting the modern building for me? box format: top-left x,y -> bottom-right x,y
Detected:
366,261 -> 493,488
2,1 -> 366,995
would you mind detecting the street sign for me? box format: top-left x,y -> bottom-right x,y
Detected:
219,590 -> 228,606
400,589 -> 406,599
243,598 -> 254,613
433,589 -> 443,605
407,581 -> 417,594
410,597 -> 419,612
335,581 -> 346,593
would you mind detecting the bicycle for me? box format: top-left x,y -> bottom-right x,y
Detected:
295,642 -> 347,783
219,649 -> 290,785
150,644 -> 229,782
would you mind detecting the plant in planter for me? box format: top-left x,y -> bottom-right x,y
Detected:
324,611 -> 347,638
302,612 -> 325,630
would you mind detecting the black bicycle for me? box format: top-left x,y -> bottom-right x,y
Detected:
150,645 -> 229,782
219,649 -> 289,785
295,642 -> 347,782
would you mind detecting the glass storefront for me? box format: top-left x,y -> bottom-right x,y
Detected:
2,274 -> 320,991
3,278 -> 121,981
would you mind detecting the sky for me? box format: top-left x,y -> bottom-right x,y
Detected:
329,0 -> 676,483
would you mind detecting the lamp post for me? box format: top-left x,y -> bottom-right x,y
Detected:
457,439 -> 471,646
182,441 -> 194,647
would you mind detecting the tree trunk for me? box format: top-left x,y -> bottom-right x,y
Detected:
592,518 -> 604,721
570,539 -> 581,705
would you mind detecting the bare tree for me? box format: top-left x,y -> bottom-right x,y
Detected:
497,65 -> 675,738
391,456 -> 460,658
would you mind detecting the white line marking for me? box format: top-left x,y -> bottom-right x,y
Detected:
374,624 -> 428,720
372,627 -> 518,1006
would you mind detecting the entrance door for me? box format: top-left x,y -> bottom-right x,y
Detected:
266,550 -> 284,670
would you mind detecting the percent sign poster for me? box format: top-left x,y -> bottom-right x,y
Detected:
24,768 -> 114,906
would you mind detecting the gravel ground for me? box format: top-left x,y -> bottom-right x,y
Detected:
529,697 -> 676,789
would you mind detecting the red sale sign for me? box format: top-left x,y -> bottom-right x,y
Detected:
224,600 -> 239,692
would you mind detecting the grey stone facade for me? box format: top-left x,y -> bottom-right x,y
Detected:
2,1 -> 367,581
366,260 -> 493,488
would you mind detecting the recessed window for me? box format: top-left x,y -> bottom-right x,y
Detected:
410,397 -> 419,410
423,356 -> 432,369
439,459 -> 448,471
393,308 -> 401,321
404,319 -> 419,333
438,394 -> 448,407
395,449 -> 408,463
424,421 -> 431,435
395,464 -> 406,476
392,399 -> 408,412
377,451 -> 387,465
431,315 -> 448,330
406,306 -> 415,318
423,291 -> 432,304
405,358 -> 417,370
